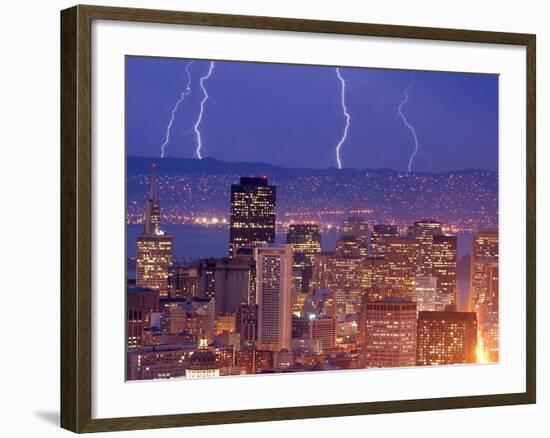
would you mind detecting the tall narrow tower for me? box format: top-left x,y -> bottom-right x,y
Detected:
136,163 -> 173,296
143,163 -> 161,235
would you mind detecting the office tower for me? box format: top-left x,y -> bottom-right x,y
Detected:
335,235 -> 365,259
255,245 -> 293,351
127,345 -> 192,381
185,334 -> 220,379
286,223 -> 322,265
382,236 -> 419,299
292,316 -> 336,350
168,266 -> 198,298
410,220 -> 443,275
470,230 -> 499,312
432,234 -> 457,303
370,224 -> 399,257
287,223 -> 322,293
236,303 -> 258,343
136,164 -> 173,297
197,257 -> 254,315
416,310 -> 477,365
362,256 -> 389,290
229,176 -> 276,257
127,286 -> 160,350
342,216 -> 369,256
310,252 -> 332,291
360,297 -> 417,368
327,255 -> 364,309
412,275 -> 438,313
475,262 -> 499,362
342,216 -> 370,245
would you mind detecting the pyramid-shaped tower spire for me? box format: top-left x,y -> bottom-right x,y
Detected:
143,163 -> 161,234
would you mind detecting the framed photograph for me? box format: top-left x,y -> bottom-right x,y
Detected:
60,5 -> 536,433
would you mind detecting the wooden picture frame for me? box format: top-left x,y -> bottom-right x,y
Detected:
61,4 -> 536,433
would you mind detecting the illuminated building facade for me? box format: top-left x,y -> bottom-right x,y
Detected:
370,224 -> 399,257
235,303 -> 258,343
292,316 -> 336,350
410,220 -> 442,275
416,310 -> 477,365
360,297 -> 417,368
381,236 -> 419,299
127,345 -> 191,380
127,286 -> 160,350
287,223 -> 322,293
341,216 -> 369,256
168,266 -> 197,298
255,245 -> 293,351
432,234 -> 457,303
136,164 -> 173,297
229,177 -> 276,257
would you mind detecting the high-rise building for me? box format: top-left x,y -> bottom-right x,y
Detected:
255,245 -> 293,351
370,224 -> 399,257
197,257 -> 253,315
127,286 -> 160,350
410,220 -> 443,276
342,216 -> 370,243
432,234 -> 457,303
411,275 -> 438,313
416,310 -> 477,365
470,230 -> 499,312
168,266 -> 197,298
229,176 -> 276,257
381,236 -> 419,299
362,256 -> 389,290
236,303 -> 258,343
342,216 -> 370,256
360,297 -> 417,368
287,223 -> 322,294
136,164 -> 173,297
286,223 -> 322,266
292,316 -> 336,350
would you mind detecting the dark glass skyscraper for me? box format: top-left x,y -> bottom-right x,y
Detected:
229,177 -> 276,257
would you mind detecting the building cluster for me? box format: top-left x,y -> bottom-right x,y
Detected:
127,165 -> 499,380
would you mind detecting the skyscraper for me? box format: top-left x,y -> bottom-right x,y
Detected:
370,224 -> 399,257
286,223 -> 322,294
360,297 -> 417,368
469,230 -> 499,312
229,176 -> 276,257
470,227 -> 499,362
410,219 -> 443,276
342,216 -> 370,256
381,236 -> 419,299
416,310 -> 477,365
136,164 -> 173,297
255,245 -> 293,351
286,223 -> 322,265
432,234 -> 457,303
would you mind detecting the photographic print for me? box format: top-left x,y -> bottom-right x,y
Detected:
125,56 -> 499,381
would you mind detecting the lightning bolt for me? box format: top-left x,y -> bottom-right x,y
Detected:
398,79 -> 420,172
194,61 -> 215,159
335,67 -> 350,170
160,61 -> 194,158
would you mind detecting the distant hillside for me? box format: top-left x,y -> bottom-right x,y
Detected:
126,156 -> 498,230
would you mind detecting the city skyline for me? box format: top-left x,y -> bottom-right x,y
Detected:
126,58 -> 499,381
